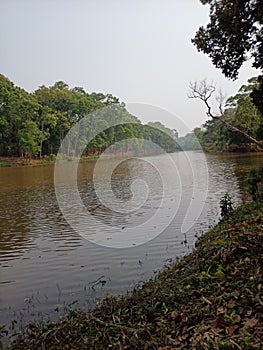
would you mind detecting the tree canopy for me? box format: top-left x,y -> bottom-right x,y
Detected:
190,77 -> 263,152
192,0 -> 263,79
0,74 -> 179,159
191,0 -> 263,150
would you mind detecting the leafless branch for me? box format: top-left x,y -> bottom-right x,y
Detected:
188,79 -> 216,119
188,79 -> 262,150
188,79 -> 216,101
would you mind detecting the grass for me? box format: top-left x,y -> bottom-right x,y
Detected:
6,201 -> 263,349
0,157 -> 53,168
0,155 -> 100,168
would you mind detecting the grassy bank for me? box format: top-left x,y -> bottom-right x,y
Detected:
0,156 -> 57,168
7,201 -> 263,349
0,155 -> 100,168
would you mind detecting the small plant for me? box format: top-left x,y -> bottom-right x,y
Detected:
220,193 -> 233,217
246,167 -> 262,201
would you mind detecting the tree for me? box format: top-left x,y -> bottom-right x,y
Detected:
147,121 -> 178,140
201,119 -> 230,151
188,79 -> 262,150
251,75 -> 263,118
0,74 -> 40,156
177,129 -> 203,150
192,0 -> 263,114
0,74 -> 179,158
18,120 -> 41,159
192,0 -> 263,79
226,77 -> 261,140
34,82 -> 101,155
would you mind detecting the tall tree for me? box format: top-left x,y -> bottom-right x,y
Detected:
0,74 -> 40,156
188,79 -> 262,150
18,120 -> 41,159
192,0 -> 263,79
191,78 -> 263,152
192,0 -> 263,113
226,77 -> 261,140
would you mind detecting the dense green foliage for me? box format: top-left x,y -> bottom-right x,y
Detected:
0,74 -> 178,159
192,0 -> 263,79
177,128 -> 203,150
193,0 -> 263,120
182,78 -> 263,152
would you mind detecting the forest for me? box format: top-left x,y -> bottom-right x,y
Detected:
0,74 -> 179,159
1,73 -> 262,158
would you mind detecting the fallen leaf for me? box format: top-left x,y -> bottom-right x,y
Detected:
244,318 -> 258,328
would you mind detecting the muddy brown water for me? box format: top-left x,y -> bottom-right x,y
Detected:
0,151 -> 262,345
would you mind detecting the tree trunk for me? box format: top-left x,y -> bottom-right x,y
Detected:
213,115 -> 263,150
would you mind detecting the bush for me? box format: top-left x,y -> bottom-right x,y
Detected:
246,167 -> 262,201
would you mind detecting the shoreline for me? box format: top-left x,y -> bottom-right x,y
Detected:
0,155 -> 100,168
0,151 -> 176,169
1,151 -> 262,169
5,200 -> 263,349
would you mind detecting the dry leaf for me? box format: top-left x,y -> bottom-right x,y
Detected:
244,318 -> 258,328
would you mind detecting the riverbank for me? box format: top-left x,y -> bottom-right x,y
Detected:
0,155 -> 99,168
0,151 -> 158,168
0,157 -> 55,167
6,200 -> 262,349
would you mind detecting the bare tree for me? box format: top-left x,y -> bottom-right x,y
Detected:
188,79 -> 262,150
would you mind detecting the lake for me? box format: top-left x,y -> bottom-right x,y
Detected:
0,151 -> 262,344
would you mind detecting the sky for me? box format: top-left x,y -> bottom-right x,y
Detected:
0,0 -> 260,135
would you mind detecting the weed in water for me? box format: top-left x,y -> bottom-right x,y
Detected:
220,192 -> 233,218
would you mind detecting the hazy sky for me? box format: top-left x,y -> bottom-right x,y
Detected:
0,0 -> 259,135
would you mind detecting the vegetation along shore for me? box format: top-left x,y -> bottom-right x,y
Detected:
6,200 -> 263,350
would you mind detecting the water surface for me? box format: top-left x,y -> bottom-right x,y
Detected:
0,151 -> 262,343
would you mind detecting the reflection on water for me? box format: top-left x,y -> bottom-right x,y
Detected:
0,151 -> 262,344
